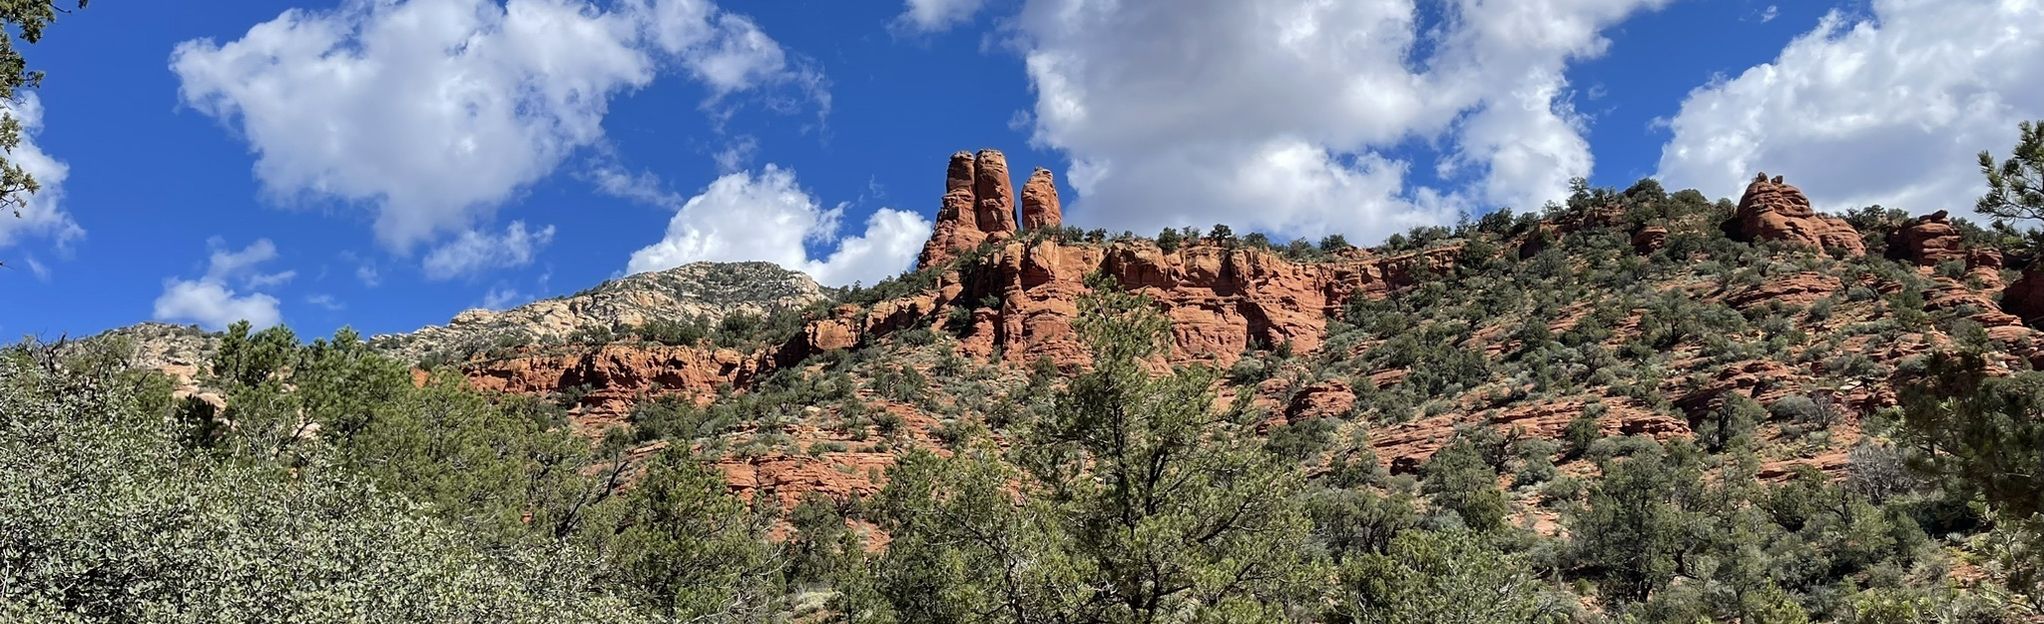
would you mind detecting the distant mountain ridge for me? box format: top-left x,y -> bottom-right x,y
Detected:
83,261 -> 830,375
369,261 -> 828,364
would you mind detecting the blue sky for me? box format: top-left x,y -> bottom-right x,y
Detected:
2,0 -> 2038,341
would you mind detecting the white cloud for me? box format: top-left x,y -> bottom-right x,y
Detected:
479,285 -> 527,310
0,94 -> 82,249
155,281 -> 284,331
632,0 -> 797,95
898,0 -> 987,32
1014,0 -> 1670,243
714,135 -> 758,173
171,0 -> 813,253
1658,0 -> 2044,214
421,220 -> 555,280
305,293 -> 344,311
154,239 -> 290,330
624,166 -> 932,286
21,255 -> 49,281
204,238 -> 295,288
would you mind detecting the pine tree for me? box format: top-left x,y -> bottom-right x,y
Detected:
1,0 -> 86,217
873,289 -> 1318,623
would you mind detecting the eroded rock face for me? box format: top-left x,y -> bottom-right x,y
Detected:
465,344 -> 772,433
926,239 -> 1457,369
1888,210 -> 1968,266
1631,226 -> 1669,254
919,150 -> 1023,269
918,152 -> 990,270
974,150 -> 1018,234
1286,380 -> 1356,421
1733,173 -> 1866,256
1020,168 -> 1062,230
1371,397 -> 1687,475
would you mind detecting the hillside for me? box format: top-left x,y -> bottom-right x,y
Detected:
43,151 -> 2044,622
371,260 -> 828,365
438,161 -> 2042,506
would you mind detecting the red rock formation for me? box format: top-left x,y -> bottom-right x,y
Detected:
917,152 -> 986,269
1370,397 -> 1686,475
1673,360 -> 1807,418
1286,380 -> 1356,421
805,312 -> 862,352
1726,272 -> 1843,309
1020,168 -> 1062,230
973,149 -> 1018,234
918,150 -> 1024,269
717,452 -> 895,507
1971,248 -> 2004,271
465,345 -> 771,432
2004,267 -> 2044,327
1733,173 -> 1866,256
1888,210 -> 1967,266
1631,226 -> 1668,254
935,240 -> 1455,369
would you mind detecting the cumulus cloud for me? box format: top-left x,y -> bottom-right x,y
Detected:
898,0 -> 987,32
0,94 -> 82,250
1657,0 -> 2044,214
171,0 -> 813,255
154,239 -> 290,330
421,221 -> 556,280
479,285 -> 528,310
204,238 -> 296,288
623,166 -> 932,286
1014,0 -> 1670,244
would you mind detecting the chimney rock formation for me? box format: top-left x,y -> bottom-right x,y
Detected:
973,149 -> 1019,233
918,149 -> 1025,269
1021,168 -> 1063,230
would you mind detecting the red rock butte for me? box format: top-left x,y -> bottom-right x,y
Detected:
916,149 -> 1062,269
1731,173 -> 1866,256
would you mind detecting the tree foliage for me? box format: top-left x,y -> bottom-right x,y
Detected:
0,339 -> 646,622
1331,530 -> 1566,624
1979,121 -> 2044,228
870,289 -> 1316,622
1,0 -> 84,215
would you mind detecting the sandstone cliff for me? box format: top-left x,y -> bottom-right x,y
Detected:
1020,168 -> 1062,230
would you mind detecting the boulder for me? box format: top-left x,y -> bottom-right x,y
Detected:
1631,226 -> 1668,254
1887,210 -> 1967,266
1732,173 -> 1866,256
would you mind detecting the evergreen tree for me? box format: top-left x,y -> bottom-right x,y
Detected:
1978,120 -> 2044,227
1,0 -> 85,218
1330,530 -> 1566,624
873,289 -> 1318,623
597,448 -> 784,621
